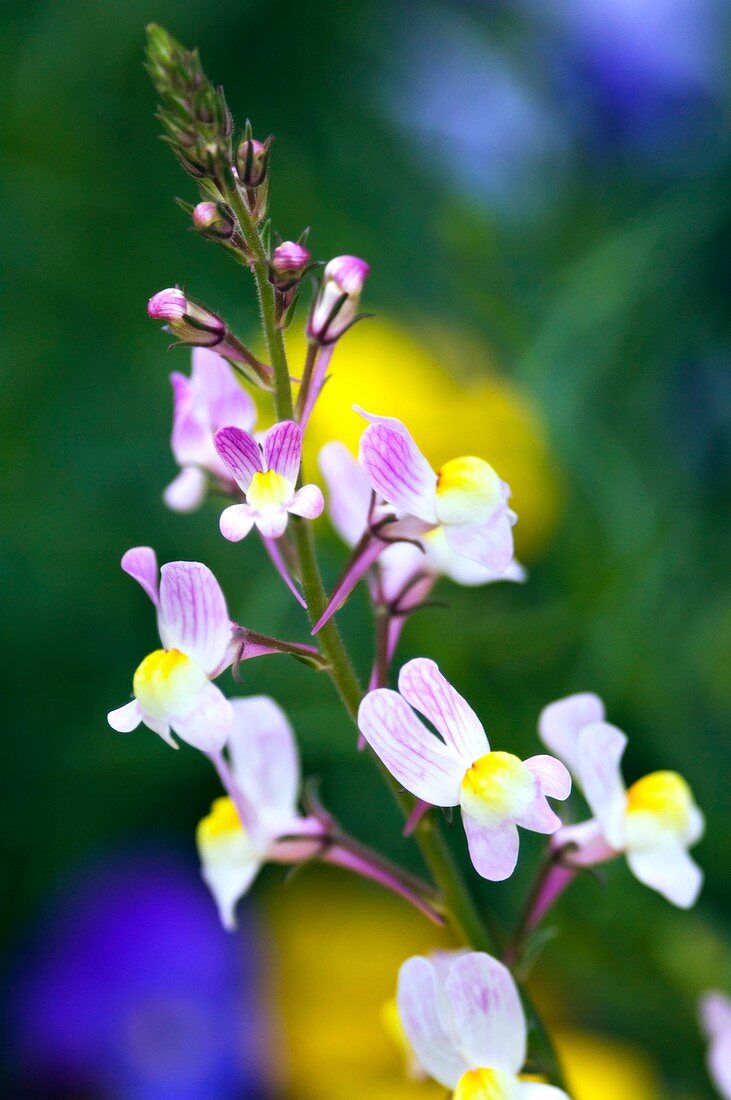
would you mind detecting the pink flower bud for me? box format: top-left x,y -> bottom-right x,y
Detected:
147,287 -> 187,322
192,201 -> 235,241
236,137 -> 270,187
271,241 -> 311,276
147,288 -> 227,347
308,254 -> 370,344
269,240 -> 311,292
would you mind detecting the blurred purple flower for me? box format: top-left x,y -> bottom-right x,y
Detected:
8,850 -> 271,1099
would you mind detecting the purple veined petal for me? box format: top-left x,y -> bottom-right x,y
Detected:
397,658 -> 488,767
260,537 -> 307,609
551,818 -> 618,868
254,510 -> 289,539
519,755 -> 572,831
169,371 -> 210,467
121,546 -> 160,607
263,420 -> 302,483
443,512 -> 515,573
576,721 -> 628,848
357,689 -> 464,806
397,956 -> 469,1089
220,503 -> 256,543
289,483 -> 324,519
462,811 -> 520,881
190,347 -> 256,434
158,561 -> 232,676
172,682 -> 234,753
319,441 -> 372,548
163,466 -> 208,513
311,536 -> 384,634
538,692 -> 606,777
700,993 -> 731,1042
445,952 -> 527,1076
227,696 -> 301,830
107,698 -> 142,732
357,408 -> 438,523
214,426 -> 263,491
626,842 -> 703,909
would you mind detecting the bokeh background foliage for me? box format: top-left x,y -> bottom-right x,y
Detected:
2,0 -> 730,1096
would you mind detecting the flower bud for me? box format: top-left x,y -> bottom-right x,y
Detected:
147,288 -> 226,347
192,201 -> 235,241
236,137 -> 270,187
307,255 -> 370,344
269,240 -> 311,291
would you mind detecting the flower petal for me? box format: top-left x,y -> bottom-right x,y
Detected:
219,503 -> 256,542
551,818 -> 618,867
172,682 -> 233,753
214,426 -> 263,490
626,842 -> 703,909
445,952 -> 526,1075
169,370 -> 209,467
121,546 -> 159,607
191,347 -> 256,433
319,441 -> 372,547
254,510 -> 289,539
397,956 -> 468,1089
107,699 -> 142,732
197,798 -> 262,930
462,812 -> 520,881
518,1085 -> 570,1099
357,689 -> 464,805
289,483 -> 324,519
264,420 -> 302,483
424,526 -> 527,587
357,409 -> 438,523
443,514 -> 514,573
700,992 -> 731,1041
538,692 -> 605,777
708,1031 -> 731,1100
398,658 -> 488,766
576,721 -> 628,848
227,696 -> 301,830
163,466 -> 208,513
158,561 -> 232,676
517,756 -> 572,834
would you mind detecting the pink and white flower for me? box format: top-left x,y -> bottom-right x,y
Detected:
164,347 -> 257,512
357,409 -> 517,573
320,440 -> 526,597
539,693 -> 705,908
700,991 -> 731,1099
214,420 -> 324,540
358,658 -> 570,881
397,950 -> 569,1098
197,696 -> 325,929
107,547 -> 235,752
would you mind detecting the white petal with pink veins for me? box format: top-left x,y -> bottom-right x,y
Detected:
357,408 -> 438,523
163,466 -> 208,513
445,952 -> 526,1075
158,561 -> 232,676
462,812 -> 520,881
397,956 -> 469,1089
626,842 -> 703,909
398,658 -> 488,766
121,546 -> 159,606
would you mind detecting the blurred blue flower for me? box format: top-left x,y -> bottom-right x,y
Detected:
8,849 -> 271,1099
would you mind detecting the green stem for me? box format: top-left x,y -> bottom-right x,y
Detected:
225,186 -> 293,421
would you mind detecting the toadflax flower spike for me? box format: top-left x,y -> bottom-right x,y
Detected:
358,658 -> 570,880
539,693 -> 705,908
214,420 -> 324,540
165,347 -> 257,512
197,696 -> 326,930
107,547 -> 236,752
357,409 -> 517,573
397,951 -> 569,1098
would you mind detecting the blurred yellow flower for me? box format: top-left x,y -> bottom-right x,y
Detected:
261,871 -> 661,1099
278,319 -> 560,561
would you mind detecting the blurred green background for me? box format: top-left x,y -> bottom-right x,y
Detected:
2,0 -> 730,1096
